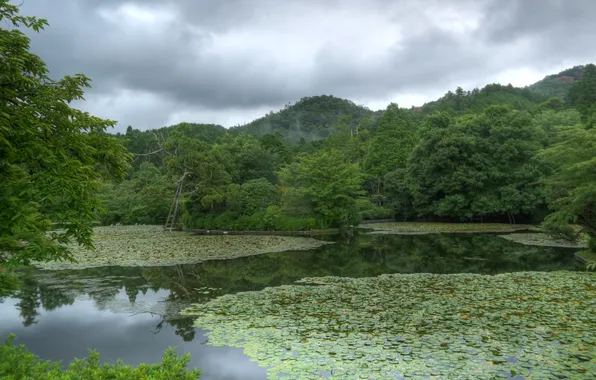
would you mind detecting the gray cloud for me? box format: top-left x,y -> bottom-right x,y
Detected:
15,0 -> 596,131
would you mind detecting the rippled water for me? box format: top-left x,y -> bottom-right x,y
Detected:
0,232 -> 582,379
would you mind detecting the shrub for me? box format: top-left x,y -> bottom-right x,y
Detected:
589,236 -> 596,253
0,334 -> 201,379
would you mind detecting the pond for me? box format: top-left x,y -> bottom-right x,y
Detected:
0,231 -> 587,379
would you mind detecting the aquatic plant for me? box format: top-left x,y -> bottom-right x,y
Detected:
183,271 -> 595,379
36,225 -> 329,270
0,334 -> 201,379
362,222 -> 539,235
497,232 -> 589,248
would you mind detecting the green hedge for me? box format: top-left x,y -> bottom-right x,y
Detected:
0,334 -> 201,379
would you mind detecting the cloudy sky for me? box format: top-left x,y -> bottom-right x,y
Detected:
18,0 -> 596,132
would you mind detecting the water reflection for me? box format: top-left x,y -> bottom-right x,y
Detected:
0,232 -> 582,379
0,297 -> 266,380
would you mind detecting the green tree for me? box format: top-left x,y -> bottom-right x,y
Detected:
537,124 -> 596,244
365,103 -> 417,198
279,150 -> 364,228
226,178 -> 279,217
99,162 -> 173,225
0,2 -> 131,267
406,107 -> 545,220
567,63 -> 596,124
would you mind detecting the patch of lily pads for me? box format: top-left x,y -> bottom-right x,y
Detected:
362,222 -> 539,235
497,232 -> 589,249
182,271 -> 595,379
36,225 -> 330,270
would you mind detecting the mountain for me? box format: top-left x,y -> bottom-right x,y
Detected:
526,65 -> 585,100
125,64 -> 592,146
411,83 -> 547,118
229,95 -> 377,143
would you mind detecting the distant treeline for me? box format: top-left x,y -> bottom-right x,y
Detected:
100,64 -> 596,249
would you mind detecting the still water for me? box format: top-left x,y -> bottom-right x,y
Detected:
0,232 -> 583,379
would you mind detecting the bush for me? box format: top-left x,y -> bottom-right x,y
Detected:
589,236 -> 596,253
0,334 -> 201,379
184,207 -> 318,231
356,198 -> 393,220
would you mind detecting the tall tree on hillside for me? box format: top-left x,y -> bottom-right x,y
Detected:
0,2 -> 131,267
567,63 -> 596,124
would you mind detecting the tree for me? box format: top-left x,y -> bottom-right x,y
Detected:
537,124 -> 596,245
0,2 -> 131,267
278,150 -> 364,228
99,162 -> 173,225
226,178 -> 279,217
405,107 -> 545,220
365,104 -> 417,196
567,63 -> 596,124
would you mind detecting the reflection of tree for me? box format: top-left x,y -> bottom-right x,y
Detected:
15,275 -> 41,327
7,233 -> 580,333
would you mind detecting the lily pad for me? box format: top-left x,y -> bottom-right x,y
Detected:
497,233 -> 589,249
36,225 -> 330,270
183,271 -> 596,379
362,222 -> 539,235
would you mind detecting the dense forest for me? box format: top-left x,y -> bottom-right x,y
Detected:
101,64 -> 596,252
1,0 -> 595,265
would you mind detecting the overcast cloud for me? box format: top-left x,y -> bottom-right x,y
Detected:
16,0 -> 596,132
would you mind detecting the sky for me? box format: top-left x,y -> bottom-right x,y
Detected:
17,0 -> 596,132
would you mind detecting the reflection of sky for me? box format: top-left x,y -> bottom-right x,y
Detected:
0,295 -> 266,380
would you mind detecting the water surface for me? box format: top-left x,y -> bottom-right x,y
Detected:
0,232 -> 582,379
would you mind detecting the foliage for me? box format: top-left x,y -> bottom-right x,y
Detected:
33,225 -> 329,270
363,222 -> 537,234
527,65 -> 584,99
567,63 -> 596,124
279,150 -> 364,228
405,107 -> 545,219
99,162 -> 173,225
226,178 -> 279,217
0,334 -> 201,379
0,269 -> 19,298
183,271 -> 595,379
0,2 -> 131,267
231,95 -> 375,143
82,61 -> 596,233
537,124 -> 596,242
416,83 -> 545,117
365,104 -> 417,195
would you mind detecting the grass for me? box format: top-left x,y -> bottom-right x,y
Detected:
361,222 -> 539,235
36,225 -> 330,270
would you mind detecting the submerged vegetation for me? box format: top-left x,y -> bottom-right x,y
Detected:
183,271 -> 596,379
35,225 -> 330,270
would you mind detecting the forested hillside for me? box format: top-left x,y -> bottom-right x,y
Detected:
229,95 -> 377,143
413,83 -> 547,118
107,64 -> 596,254
527,65 -> 585,100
